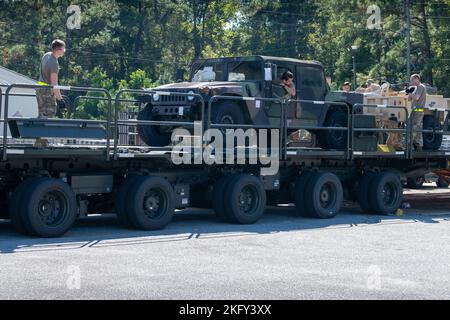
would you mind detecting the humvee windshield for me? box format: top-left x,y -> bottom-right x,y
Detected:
190,59 -> 263,82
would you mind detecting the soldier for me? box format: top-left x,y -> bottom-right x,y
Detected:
342,81 -> 351,93
281,71 -> 296,98
35,39 -> 66,147
408,74 -> 427,151
365,79 -> 381,93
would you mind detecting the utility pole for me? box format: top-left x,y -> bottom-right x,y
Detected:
405,0 -> 411,80
351,45 -> 358,89
352,55 -> 357,90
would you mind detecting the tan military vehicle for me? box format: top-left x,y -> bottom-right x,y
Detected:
358,83 -> 450,150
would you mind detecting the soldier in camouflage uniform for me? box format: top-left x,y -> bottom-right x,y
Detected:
35,39 -> 66,147
407,74 -> 427,152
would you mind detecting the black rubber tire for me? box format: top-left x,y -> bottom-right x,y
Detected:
212,175 -> 238,221
436,177 -> 449,188
367,172 -> 403,215
137,104 -> 172,147
304,172 -> 343,219
114,175 -> 141,228
293,170 -> 316,216
17,178 -> 77,237
8,178 -> 42,233
317,109 -> 348,150
126,176 -> 175,230
223,174 -> 266,224
210,101 -> 245,133
406,176 -> 425,189
423,115 -> 443,151
357,171 -> 378,214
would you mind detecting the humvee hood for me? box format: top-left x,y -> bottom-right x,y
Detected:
152,81 -> 245,90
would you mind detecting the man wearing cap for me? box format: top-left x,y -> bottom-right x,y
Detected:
342,81 -> 351,93
35,39 -> 66,147
408,74 -> 427,151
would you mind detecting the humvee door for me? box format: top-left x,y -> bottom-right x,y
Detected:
265,65 -> 296,126
265,63 -> 327,127
292,65 -> 328,126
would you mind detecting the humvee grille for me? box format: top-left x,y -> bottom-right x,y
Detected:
158,90 -> 188,104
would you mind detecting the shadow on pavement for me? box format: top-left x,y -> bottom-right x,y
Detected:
0,204 -> 449,254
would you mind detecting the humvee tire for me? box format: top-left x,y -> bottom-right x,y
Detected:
210,101 -> 245,130
423,115 -> 443,151
137,104 -> 172,147
317,109 -> 348,150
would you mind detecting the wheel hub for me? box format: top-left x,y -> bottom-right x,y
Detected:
424,126 -> 435,143
238,186 -> 257,214
320,187 -> 330,203
143,189 -> 166,219
319,183 -> 335,208
38,192 -> 63,225
220,115 -> 234,124
144,193 -> 160,212
382,183 -> 396,205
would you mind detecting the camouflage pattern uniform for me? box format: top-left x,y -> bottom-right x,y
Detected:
36,88 -> 57,118
34,52 -> 60,147
412,111 -> 424,148
410,84 -> 427,148
37,52 -> 60,118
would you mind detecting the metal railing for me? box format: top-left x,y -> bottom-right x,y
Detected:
408,108 -> 450,157
1,84 -> 112,161
285,99 -> 351,160
205,95 -> 285,160
1,83 -> 450,163
72,95 -> 138,119
113,88 -> 205,160
351,103 -> 409,159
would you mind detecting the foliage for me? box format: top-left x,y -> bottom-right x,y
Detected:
0,0 -> 449,119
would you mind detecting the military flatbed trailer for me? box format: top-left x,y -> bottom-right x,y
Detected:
0,84 -> 449,238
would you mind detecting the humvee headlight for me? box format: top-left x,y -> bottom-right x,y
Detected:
153,93 -> 160,102
187,91 -> 195,101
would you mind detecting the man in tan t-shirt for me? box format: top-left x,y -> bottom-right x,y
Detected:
35,39 -> 66,147
280,71 -> 296,98
408,74 -> 427,151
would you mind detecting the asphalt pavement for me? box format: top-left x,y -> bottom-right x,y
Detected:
0,185 -> 449,300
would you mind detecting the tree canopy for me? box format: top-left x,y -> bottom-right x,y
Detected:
1,0 -> 449,111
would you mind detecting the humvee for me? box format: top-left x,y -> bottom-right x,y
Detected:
136,55 -> 364,149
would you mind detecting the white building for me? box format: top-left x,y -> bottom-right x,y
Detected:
0,66 -> 39,137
